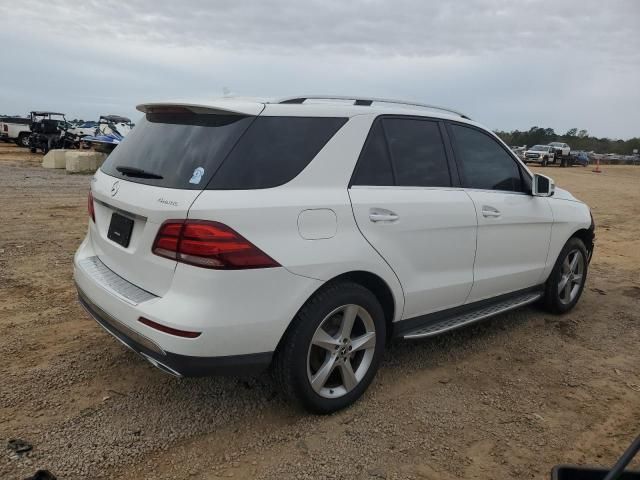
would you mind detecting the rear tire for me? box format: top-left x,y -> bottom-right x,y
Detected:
543,237 -> 588,314
273,281 -> 386,414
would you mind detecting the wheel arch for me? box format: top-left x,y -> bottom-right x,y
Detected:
326,271 -> 396,335
274,270 -> 399,355
570,226 -> 595,260
542,218 -> 595,285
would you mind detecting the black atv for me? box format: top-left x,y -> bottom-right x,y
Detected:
27,111 -> 79,154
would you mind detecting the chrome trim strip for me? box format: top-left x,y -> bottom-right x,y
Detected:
93,197 -> 147,222
78,256 -> 157,306
139,352 -> 183,377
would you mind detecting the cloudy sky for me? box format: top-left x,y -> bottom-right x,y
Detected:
1,0 -> 638,138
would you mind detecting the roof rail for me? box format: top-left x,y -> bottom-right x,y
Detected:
273,95 -> 471,120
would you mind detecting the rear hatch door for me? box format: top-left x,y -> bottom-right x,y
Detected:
89,101 -> 263,296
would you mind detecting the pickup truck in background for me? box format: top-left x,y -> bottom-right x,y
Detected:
523,144 -> 556,166
0,117 -> 32,147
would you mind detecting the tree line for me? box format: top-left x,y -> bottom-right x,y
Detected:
494,127 -> 640,155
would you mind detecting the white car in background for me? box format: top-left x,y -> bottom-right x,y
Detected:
74,95 -> 595,413
523,144 -> 556,166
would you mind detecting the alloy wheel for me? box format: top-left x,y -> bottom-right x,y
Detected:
307,304 -> 377,399
558,249 -> 585,305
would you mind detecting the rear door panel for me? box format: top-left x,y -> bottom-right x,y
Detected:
348,116 -> 478,319
350,186 -> 477,318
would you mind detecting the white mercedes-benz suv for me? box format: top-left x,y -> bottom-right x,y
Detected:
74,95 -> 595,413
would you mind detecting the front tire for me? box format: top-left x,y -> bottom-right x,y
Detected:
274,281 -> 386,414
542,156 -> 549,167
16,133 -> 30,148
543,237 -> 588,313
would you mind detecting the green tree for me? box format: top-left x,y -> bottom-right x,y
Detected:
494,127 -> 640,155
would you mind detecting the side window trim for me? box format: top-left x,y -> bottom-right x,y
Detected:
438,120 -> 461,187
445,120 -> 530,194
378,118 -> 399,185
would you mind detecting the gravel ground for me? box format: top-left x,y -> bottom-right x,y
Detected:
1,143 -> 639,479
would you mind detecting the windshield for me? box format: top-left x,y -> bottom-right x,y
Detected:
531,145 -> 547,151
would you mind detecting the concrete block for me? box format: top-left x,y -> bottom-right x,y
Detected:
42,149 -> 69,169
65,151 -> 107,173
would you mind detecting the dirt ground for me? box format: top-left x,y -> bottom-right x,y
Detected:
1,142 -> 639,480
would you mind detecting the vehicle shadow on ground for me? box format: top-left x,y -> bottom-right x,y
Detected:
152,302 -> 546,414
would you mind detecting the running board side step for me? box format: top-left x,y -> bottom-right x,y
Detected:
402,291 -> 542,340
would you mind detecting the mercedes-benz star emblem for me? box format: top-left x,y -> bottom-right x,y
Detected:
111,181 -> 120,197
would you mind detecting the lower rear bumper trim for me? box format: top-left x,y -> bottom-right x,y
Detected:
76,285 -> 273,377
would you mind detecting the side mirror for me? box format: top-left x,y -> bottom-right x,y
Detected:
532,173 -> 555,197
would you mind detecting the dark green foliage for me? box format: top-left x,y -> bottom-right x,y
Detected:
495,126 -> 640,155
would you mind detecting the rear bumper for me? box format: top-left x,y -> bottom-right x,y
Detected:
77,286 -> 272,376
73,233 -> 322,376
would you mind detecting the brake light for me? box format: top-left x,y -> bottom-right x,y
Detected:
152,220 -> 280,270
88,190 -> 95,222
2,125 -> 7,132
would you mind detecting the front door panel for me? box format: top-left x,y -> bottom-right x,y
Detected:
465,191 -> 553,302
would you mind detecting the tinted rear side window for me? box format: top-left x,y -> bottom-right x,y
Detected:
450,124 -> 523,192
208,117 -> 347,190
101,113 -> 253,189
382,118 -> 450,187
351,117 -> 451,187
350,121 -> 394,186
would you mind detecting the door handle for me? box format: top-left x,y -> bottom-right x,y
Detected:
369,208 -> 399,223
482,205 -> 501,218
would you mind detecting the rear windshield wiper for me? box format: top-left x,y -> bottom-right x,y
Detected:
116,166 -> 163,179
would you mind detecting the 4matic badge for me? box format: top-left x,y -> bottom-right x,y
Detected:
157,198 -> 178,207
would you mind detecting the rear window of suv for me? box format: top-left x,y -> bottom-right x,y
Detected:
101,113 -> 347,190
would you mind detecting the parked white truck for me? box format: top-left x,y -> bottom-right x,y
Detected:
0,117 -> 31,147
523,144 -> 556,166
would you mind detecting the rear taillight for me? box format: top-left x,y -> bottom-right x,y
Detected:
152,220 -> 280,270
88,190 -> 95,222
2,125 -> 7,132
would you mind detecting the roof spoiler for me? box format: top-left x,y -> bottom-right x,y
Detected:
136,101 -> 264,117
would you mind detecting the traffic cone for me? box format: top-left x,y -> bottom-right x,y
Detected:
592,157 -> 602,173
